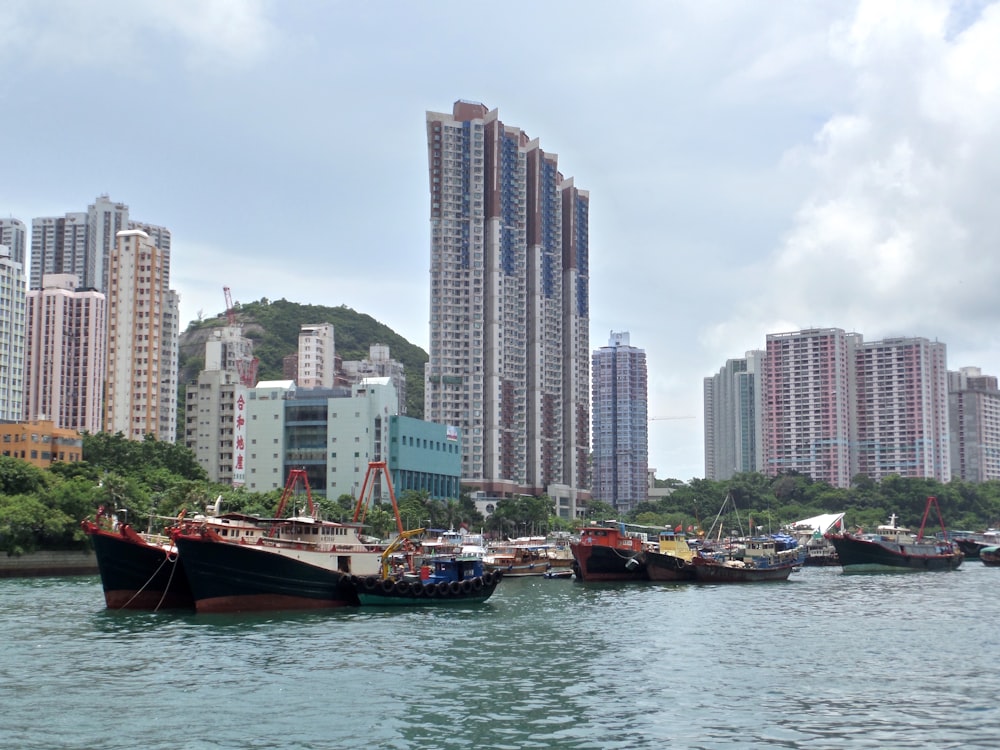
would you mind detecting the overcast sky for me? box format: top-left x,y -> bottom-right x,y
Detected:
3,0 -> 998,482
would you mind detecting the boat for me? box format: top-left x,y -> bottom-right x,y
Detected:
690,534 -> 805,583
645,528 -> 696,582
81,504 -> 269,610
484,537 -> 575,577
569,521 -> 652,581
825,497 -> 963,571
542,568 -> 574,579
81,515 -> 193,610
787,512 -> 845,566
347,529 -> 502,605
172,464 -> 395,613
955,530 -> 1000,559
980,546 -> 1000,566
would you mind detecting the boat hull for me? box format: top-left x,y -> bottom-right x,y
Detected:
645,550 -> 695,581
980,546 -> 1000,566
350,573 -> 502,606
956,538 -> 986,559
826,534 -> 963,571
83,522 -> 193,610
570,542 -> 646,582
174,535 -> 357,612
691,557 -> 795,583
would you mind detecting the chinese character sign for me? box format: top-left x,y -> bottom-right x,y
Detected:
232,386 -> 248,487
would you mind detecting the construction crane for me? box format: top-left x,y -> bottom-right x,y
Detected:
222,286 -> 259,387
223,286 -> 236,326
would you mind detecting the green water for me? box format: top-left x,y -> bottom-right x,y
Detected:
2,566 -> 998,748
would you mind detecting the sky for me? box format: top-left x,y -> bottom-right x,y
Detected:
3,0 -> 999,483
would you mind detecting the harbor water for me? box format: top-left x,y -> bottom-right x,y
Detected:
3,564 -> 999,749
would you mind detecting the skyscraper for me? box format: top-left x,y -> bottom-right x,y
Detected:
948,367 -> 1000,482
761,328 -> 854,487
30,195 -> 170,293
104,229 -> 177,442
704,351 -> 764,481
0,245 -> 26,421
298,323 -> 335,389
0,219 -> 27,266
424,100 -> 590,506
851,336 -> 949,482
24,274 -> 106,433
591,332 -> 648,512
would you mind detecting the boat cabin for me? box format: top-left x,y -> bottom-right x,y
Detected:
421,555 -> 486,584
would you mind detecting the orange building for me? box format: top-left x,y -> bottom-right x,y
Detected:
0,420 -> 83,467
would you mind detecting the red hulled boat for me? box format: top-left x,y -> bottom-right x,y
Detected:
570,522 -> 651,582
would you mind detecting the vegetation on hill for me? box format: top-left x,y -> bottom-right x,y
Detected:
179,297 -> 428,418
621,471 -> 1000,536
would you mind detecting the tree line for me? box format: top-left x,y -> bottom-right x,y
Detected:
5,434 -> 1000,556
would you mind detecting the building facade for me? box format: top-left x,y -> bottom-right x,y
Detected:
298,323 -> 335,389
24,274 -> 107,433
245,378 -> 460,502
184,334 -> 249,485
0,419 -> 83,467
0,219 -> 27,266
850,336 -> 950,482
341,344 -> 407,416
424,99 -> 590,508
0,245 -> 26,422
30,195 -> 170,294
761,328 -> 854,487
591,332 -> 648,512
949,367 -> 1000,482
104,229 -> 178,442
704,352 -> 764,481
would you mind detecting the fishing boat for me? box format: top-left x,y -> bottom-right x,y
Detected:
81,505 -> 268,610
348,529 -> 502,605
825,497 -> 963,571
484,538 -> 575,577
645,528 -> 696,582
690,535 -> 805,583
980,546 -> 1000,566
81,516 -> 193,610
955,530 -> 1000,559
787,512 -> 845,566
173,464 -> 395,613
569,521 -> 651,582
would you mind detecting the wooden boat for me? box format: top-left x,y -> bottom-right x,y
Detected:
173,464 -> 394,613
980,546 -> 1000,566
569,521 -> 651,581
690,536 -> 805,583
484,538 -> 575,577
81,517 -> 193,610
645,528 -> 696,581
825,497 -> 963,571
348,530 -> 502,605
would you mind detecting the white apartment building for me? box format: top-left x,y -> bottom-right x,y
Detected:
0,219 -> 27,266
0,245 -> 26,421
24,274 -> 107,433
298,323 -> 335,389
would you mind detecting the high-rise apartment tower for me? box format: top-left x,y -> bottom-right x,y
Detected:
592,332 -> 648,512
424,100 -> 590,503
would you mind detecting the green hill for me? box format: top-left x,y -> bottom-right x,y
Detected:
178,298 -> 427,417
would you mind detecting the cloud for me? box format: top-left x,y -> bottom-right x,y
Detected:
724,0 -> 1000,355
2,0 -> 278,72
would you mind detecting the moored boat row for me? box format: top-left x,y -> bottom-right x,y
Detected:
82,462 -> 505,613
